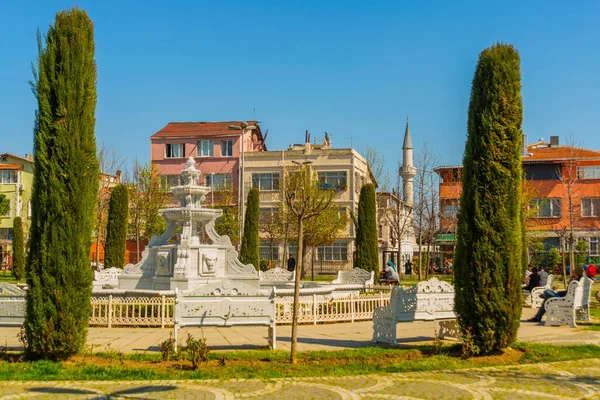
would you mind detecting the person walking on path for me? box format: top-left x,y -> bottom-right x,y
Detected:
287,254 -> 296,272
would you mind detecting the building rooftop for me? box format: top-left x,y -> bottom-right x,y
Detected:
151,121 -> 260,138
524,144 -> 600,162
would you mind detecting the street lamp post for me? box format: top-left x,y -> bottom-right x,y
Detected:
228,122 -> 256,239
210,172 -> 215,208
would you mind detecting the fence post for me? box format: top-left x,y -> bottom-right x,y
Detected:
108,295 -> 113,328
313,294 -> 317,325
161,294 -> 166,329
351,293 -> 355,323
379,291 -> 383,307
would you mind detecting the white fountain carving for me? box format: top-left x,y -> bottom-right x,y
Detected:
120,157 -> 258,291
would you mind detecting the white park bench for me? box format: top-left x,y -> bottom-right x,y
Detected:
523,274 -> 554,308
0,283 -> 26,327
259,267 -> 295,283
332,268 -> 374,287
173,280 -> 276,349
372,277 -> 455,345
544,274 -> 593,327
93,267 -> 123,290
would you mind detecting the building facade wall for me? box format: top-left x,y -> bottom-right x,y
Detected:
434,142 -> 600,261
0,154 -> 34,269
244,146 -> 372,273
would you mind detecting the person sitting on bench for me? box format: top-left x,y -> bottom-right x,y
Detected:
381,261 -> 400,283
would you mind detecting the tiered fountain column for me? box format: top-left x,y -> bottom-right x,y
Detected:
120,157 -> 258,291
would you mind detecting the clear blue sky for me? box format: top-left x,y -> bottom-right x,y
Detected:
2,1 -> 599,176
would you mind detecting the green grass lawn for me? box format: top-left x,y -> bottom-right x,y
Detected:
0,343 -> 598,381
0,272 -> 20,283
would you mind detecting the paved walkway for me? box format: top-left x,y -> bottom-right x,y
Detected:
0,357 -> 599,399
1,307 -> 599,353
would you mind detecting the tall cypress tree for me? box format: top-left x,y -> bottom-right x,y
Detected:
239,188 -> 260,270
12,217 -> 25,281
104,184 -> 129,269
355,184 -> 378,275
454,44 -> 523,355
25,8 -> 98,360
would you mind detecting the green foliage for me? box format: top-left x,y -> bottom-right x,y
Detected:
355,184 -> 378,274
530,241 -> 545,269
454,44 -> 523,355
575,240 -> 589,267
12,217 -> 25,280
128,162 -> 168,248
239,188 -> 260,269
0,194 -> 9,216
185,334 -> 209,370
104,185 -> 129,269
303,206 -> 348,249
214,205 -> 239,244
159,334 -> 176,362
26,8 -> 98,360
547,247 -> 561,271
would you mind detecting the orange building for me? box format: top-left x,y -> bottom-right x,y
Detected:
435,136 -> 600,261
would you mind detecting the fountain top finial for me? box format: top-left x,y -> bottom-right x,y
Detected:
186,156 -> 196,170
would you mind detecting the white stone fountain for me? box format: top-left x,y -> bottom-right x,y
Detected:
119,157 -> 259,291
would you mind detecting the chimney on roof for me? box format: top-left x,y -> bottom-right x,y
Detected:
522,134 -> 531,156
550,136 -> 559,148
305,130 -> 310,144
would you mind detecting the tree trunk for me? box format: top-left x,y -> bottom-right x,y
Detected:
290,216 -> 303,364
562,238 -> 567,289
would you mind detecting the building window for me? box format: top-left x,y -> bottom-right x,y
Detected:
252,173 -> 280,191
221,140 -> 233,157
442,204 -> 459,218
590,237 -> 599,256
287,245 -> 298,260
577,166 -> 600,179
259,207 -> 277,221
530,198 -> 561,218
165,143 -> 185,158
206,173 -> 232,190
0,170 -> 18,184
259,243 -> 279,261
197,140 -> 214,157
317,171 -> 347,191
582,197 -> 600,217
160,175 -> 181,190
317,241 -> 348,261
378,224 -> 383,239
0,228 -> 13,241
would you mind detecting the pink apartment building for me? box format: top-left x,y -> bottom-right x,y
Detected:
150,121 -> 267,194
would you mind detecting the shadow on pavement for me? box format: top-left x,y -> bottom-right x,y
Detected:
30,387 -> 98,395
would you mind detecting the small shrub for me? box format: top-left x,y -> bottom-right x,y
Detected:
218,354 -> 227,367
159,334 -> 176,362
432,331 -> 442,355
186,334 -> 209,370
461,326 -> 480,359
17,327 -> 27,348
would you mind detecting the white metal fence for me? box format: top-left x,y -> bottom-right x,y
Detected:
88,292 -> 391,328
90,295 -> 175,328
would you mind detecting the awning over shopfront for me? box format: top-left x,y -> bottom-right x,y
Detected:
436,233 -> 455,245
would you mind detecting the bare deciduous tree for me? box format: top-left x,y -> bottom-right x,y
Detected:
363,144 -> 391,192
413,140 -> 440,279
283,166 -> 336,364
94,143 -> 124,268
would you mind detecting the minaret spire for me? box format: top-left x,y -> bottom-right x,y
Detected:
400,116 -> 416,207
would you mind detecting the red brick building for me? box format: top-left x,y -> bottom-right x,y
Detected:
435,136 -> 600,262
